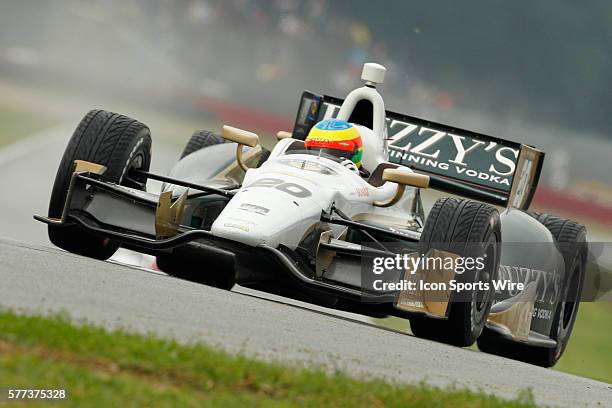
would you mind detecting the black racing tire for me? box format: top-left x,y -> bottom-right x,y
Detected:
180,130 -> 224,159
477,213 -> 587,367
156,252 -> 235,290
410,197 -> 501,347
48,110 -> 152,260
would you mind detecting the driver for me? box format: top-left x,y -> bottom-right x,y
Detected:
304,119 -> 364,174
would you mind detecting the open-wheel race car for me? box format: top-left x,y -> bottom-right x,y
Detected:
35,63 -> 587,367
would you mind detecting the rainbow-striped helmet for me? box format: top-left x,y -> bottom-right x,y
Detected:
304,119 -> 363,167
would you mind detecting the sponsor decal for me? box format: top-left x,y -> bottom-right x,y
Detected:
497,265 -> 561,306
318,101 -> 520,191
510,158 -> 533,208
223,223 -> 250,232
239,203 -> 270,216
354,187 -> 369,198
533,307 -> 553,320
222,216 -> 256,233
315,119 -> 352,131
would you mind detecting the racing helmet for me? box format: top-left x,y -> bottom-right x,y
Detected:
304,119 -> 363,167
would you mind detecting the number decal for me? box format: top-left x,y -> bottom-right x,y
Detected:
248,178 -> 311,198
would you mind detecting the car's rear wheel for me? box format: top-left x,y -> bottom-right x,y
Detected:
410,197 -> 501,347
477,213 -> 586,367
48,110 -> 152,260
180,130 -> 224,159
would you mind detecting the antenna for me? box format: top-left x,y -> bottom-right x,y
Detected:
361,63 -> 386,87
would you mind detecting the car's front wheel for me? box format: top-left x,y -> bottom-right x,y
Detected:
409,197 -> 501,347
48,110 -> 152,260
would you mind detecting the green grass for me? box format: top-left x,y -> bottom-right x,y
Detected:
0,80 -> 221,151
0,105 -> 57,147
555,302 -> 612,383
375,302 -> 612,384
0,310 -> 536,408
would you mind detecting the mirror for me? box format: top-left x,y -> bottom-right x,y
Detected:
222,125 -> 259,147
276,131 -> 292,140
382,168 -> 429,188
374,168 -> 429,207
222,125 -> 259,171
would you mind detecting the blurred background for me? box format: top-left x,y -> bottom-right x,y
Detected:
0,0 -> 610,383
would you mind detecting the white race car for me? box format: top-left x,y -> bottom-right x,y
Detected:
36,63 -> 587,367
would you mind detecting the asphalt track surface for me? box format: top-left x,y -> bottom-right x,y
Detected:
1,125 -> 611,407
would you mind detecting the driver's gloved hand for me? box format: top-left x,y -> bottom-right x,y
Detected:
359,167 -> 370,178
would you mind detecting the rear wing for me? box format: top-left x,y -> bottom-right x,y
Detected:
291,91 -> 544,210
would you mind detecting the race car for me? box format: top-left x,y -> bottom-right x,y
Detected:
35,63 -> 587,367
